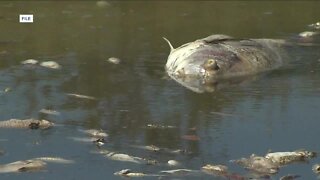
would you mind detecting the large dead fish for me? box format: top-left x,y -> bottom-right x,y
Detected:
164,35 -> 287,81
0,119 -> 54,129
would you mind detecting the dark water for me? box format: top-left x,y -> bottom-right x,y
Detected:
0,1 -> 320,179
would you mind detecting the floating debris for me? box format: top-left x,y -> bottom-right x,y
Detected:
93,138 -> 105,146
79,129 -> 108,138
168,160 -> 181,166
21,59 -> 38,65
66,93 -> 96,100
0,119 -> 54,129
4,87 -> 11,93
146,124 -> 177,129
298,31 -> 319,38
0,159 -> 46,173
280,174 -> 301,180
201,164 -> 228,175
312,164 -> 320,174
107,57 -> 121,64
33,157 -> 74,164
265,150 -> 316,165
40,61 -> 61,69
181,135 -> 200,141
114,169 -> 146,177
233,154 -> 279,174
160,169 -> 199,176
39,109 -> 60,116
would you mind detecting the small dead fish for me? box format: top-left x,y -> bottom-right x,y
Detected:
233,154 -> 279,174
309,21 -> 320,30
0,119 -> 54,129
201,164 -> 228,175
66,93 -> 96,100
0,159 -> 46,173
21,59 -> 38,65
96,0 -> 110,8
114,169 -> 146,177
93,149 -> 157,164
33,157 -> 74,164
40,61 -> 61,69
265,150 -> 316,165
39,109 -> 60,116
107,57 -> 121,64
129,145 -> 160,152
160,169 -> 199,175
312,164 -> 320,174
168,160 -> 181,166
79,129 -> 108,138
298,31 -> 319,38
68,137 -> 103,143
280,174 -> 301,180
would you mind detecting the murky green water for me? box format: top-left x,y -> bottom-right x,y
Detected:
0,1 -> 320,179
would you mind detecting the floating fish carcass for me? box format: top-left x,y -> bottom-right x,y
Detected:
39,61 -> 61,69
33,157 -> 75,164
265,150 -> 316,165
201,164 -> 228,175
233,154 -> 279,174
0,119 -> 54,129
0,159 -> 46,173
279,174 -> 301,180
107,57 -> 121,64
114,169 -> 146,177
39,109 -> 60,116
66,93 -> 96,100
79,129 -> 108,138
164,34 -> 288,84
312,164 -> 320,174
21,59 -> 39,65
160,169 -> 200,176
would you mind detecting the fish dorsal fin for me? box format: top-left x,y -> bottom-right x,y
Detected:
163,37 -> 174,52
201,34 -> 234,43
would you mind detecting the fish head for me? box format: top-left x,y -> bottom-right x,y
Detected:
163,37 -> 235,82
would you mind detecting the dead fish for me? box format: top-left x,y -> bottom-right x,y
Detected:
21,59 -> 38,65
79,129 -> 108,138
39,109 -> 60,116
96,0 -> 110,8
298,31 -> 319,38
68,136 -> 104,144
33,157 -> 74,164
160,169 -> 200,176
66,93 -> 96,100
0,119 -> 54,129
93,149 -> 156,164
280,174 -> 301,180
129,145 -> 161,152
265,150 -> 316,165
168,160 -> 181,166
201,164 -> 228,175
233,154 -> 279,174
309,21 -> 320,30
107,57 -> 121,64
40,61 -> 61,69
114,169 -> 146,177
0,159 -> 46,173
312,164 -> 320,174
